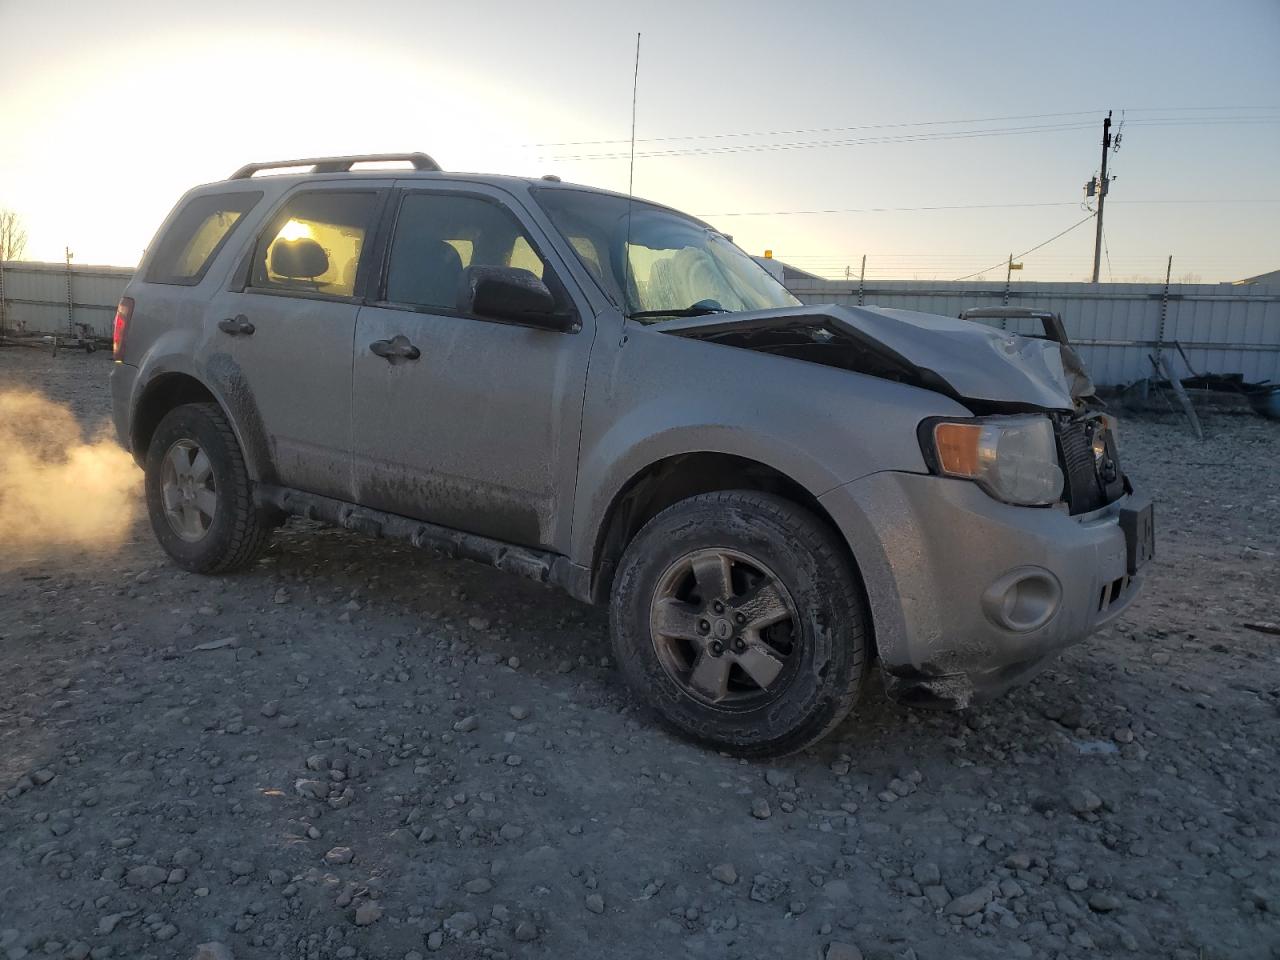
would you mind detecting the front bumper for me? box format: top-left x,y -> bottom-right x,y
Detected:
819,471 -> 1146,708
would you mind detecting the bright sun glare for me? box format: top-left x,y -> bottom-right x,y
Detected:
277,219 -> 313,242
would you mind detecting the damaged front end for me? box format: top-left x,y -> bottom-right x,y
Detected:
663,302 -> 1145,710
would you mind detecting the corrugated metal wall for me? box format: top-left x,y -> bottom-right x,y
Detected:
2,262 -> 1278,388
0,261 -> 134,339
786,279 -> 1280,386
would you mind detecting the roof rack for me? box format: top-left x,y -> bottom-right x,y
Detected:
228,152 -> 442,180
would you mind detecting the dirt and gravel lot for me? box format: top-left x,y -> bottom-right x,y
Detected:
1,346 -> 1277,960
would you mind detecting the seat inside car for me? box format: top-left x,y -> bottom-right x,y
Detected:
388,236 -> 464,308
270,238 -> 329,290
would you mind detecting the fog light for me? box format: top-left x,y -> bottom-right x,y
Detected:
981,567 -> 1061,632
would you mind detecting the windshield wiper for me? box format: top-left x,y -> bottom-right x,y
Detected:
628,303 -> 731,321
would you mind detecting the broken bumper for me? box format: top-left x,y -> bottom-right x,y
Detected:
819,471 -> 1147,708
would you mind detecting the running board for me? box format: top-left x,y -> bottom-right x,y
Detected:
255,485 -> 583,597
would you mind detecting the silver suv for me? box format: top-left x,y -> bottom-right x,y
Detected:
110,153 -> 1153,756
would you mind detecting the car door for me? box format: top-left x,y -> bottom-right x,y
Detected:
207,185 -> 386,501
350,183 -> 593,551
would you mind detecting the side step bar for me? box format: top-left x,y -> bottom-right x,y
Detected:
255,485 -> 586,599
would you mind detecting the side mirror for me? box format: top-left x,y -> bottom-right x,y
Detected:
458,265 -> 575,331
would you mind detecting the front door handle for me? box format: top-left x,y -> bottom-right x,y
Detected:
369,335 -> 421,362
218,315 -> 255,336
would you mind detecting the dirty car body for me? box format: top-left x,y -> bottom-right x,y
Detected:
110,154 -> 1151,752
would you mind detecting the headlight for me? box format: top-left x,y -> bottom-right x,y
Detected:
921,414 -> 1064,506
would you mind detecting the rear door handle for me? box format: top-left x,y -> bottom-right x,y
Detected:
369,335 -> 421,362
218,315 -> 255,336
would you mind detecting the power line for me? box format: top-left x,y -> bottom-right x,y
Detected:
525,105 -> 1280,148
544,116 -> 1280,162
544,120 -> 1096,161
697,198 -> 1280,218
952,214 -> 1097,281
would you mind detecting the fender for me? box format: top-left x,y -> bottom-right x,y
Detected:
131,348 -> 276,485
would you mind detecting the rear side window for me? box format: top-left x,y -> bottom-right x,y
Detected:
385,193 -> 546,311
146,191 -> 262,285
250,191 -> 380,299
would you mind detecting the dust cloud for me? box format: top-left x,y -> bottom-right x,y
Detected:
0,390 -> 141,557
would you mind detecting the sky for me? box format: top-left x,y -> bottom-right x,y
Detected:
0,0 -> 1277,282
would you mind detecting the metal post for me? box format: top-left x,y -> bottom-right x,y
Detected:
1091,112 -> 1113,283
857,254 -> 866,306
65,246 -> 74,336
1155,254 -> 1172,361
0,257 -> 6,344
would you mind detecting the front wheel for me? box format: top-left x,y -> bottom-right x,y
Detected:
609,491 -> 867,757
144,402 -> 271,573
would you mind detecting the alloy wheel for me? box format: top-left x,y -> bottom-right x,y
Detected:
649,547 -> 800,708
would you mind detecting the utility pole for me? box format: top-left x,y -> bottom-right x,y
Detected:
1090,111 -> 1112,283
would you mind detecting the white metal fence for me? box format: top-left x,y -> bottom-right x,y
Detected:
0,261 -> 134,340
2,261 -> 1277,388
786,279 -> 1280,387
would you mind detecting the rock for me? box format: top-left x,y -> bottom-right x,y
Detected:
749,874 -> 788,903
294,779 -> 328,800
443,912 -> 478,937
173,847 -> 202,866
509,706 -> 529,720
154,924 -> 178,942
453,715 -> 479,733
354,901 -> 383,925
711,863 -> 738,885
585,893 -> 605,914
126,865 -> 167,888
751,798 -> 772,820
1066,874 -> 1088,892
945,886 -> 993,917
260,700 -> 280,718
324,847 -> 354,865
912,861 -> 941,886
924,885 -> 951,910
192,637 -> 236,651
513,920 -> 538,941
826,944 -> 863,960
464,878 -> 493,894
1066,787 -> 1103,815
1088,892 -> 1122,912
191,945 -> 233,960
97,913 -> 133,935
765,769 -> 795,789
31,769 -> 56,786
426,931 -> 444,951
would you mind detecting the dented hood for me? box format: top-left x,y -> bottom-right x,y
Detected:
657,303 -> 1077,409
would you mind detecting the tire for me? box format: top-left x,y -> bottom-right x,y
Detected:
144,402 -> 271,573
609,491 -> 867,757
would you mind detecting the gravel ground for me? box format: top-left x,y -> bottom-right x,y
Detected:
1,347 -> 1278,960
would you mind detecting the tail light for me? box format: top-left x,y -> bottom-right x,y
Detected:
112,297 -> 134,361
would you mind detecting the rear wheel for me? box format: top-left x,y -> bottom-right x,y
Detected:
609,491 -> 867,757
144,402 -> 271,573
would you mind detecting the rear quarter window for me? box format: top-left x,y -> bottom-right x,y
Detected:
146,191 -> 263,286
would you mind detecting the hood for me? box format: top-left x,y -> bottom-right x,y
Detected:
655,303 -> 1078,410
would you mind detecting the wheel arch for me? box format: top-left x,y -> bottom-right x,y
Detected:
588,452 -> 875,655
131,370 -> 273,484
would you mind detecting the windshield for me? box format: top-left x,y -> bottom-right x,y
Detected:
532,187 -> 800,321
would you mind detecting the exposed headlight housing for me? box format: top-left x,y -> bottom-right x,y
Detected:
921,414 -> 1064,506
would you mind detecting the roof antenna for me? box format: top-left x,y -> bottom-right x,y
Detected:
622,32 -> 641,323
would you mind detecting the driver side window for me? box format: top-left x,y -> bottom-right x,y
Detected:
385,194 -> 547,312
